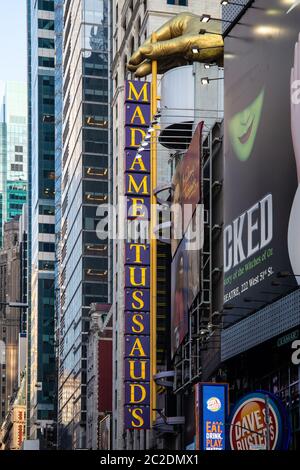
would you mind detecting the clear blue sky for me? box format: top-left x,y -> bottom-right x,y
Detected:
0,0 -> 27,96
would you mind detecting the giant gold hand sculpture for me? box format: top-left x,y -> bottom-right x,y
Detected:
127,13 -> 224,77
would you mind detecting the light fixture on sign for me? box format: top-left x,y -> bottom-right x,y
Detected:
200,14 -> 211,23
201,77 -> 210,85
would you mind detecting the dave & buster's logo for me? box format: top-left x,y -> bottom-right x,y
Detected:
229,392 -> 291,450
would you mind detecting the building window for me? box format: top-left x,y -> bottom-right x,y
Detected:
39,57 -> 55,68
39,242 -> 55,253
39,260 -> 55,271
39,205 -> 54,215
38,18 -> 54,30
39,223 -> 55,234
38,38 -> 55,49
38,0 -> 54,11
167,0 -> 188,4
11,164 -> 23,172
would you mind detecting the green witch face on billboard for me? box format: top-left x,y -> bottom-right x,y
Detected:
229,88 -> 265,161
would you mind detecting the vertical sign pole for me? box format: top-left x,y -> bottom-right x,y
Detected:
265,394 -> 271,450
150,32 -> 158,428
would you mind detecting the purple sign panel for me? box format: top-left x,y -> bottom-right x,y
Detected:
125,173 -> 150,197
125,126 -> 148,150
125,243 -> 150,266
124,359 -> 151,382
124,265 -> 150,289
125,81 -> 151,103
124,80 -> 151,430
125,335 -> 150,358
125,150 -> 150,174
127,196 -> 150,220
125,382 -> 151,406
125,102 -> 151,128
124,406 -> 150,430
124,288 -> 150,312
125,311 -> 150,335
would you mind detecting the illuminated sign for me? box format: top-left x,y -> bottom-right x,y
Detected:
124,81 -> 151,430
195,383 -> 229,451
229,392 -> 291,450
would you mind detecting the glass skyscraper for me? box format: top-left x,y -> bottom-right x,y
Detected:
0,82 -> 28,246
57,0 -> 110,449
27,0 -> 56,445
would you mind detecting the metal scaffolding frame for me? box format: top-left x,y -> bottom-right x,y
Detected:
173,123 -> 222,394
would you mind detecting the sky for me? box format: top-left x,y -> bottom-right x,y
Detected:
0,0 -> 27,97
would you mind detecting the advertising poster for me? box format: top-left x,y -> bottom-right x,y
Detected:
195,383 -> 229,451
172,122 -> 203,257
224,0 -> 300,310
171,237 -> 189,357
229,391 -> 291,450
171,211 -> 203,357
171,123 -> 203,357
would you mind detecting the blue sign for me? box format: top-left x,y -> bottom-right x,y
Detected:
195,383 -> 229,451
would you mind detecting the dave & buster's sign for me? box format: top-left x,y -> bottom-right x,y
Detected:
124,81 -> 151,430
229,392 -> 291,450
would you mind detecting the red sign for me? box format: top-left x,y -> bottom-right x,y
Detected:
230,395 -> 279,450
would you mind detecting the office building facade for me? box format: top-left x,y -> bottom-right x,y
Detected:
0,82 -> 27,246
27,0 -> 56,443
0,219 -> 22,427
57,0 -> 110,449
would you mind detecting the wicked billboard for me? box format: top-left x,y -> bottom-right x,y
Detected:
224,0 -> 300,311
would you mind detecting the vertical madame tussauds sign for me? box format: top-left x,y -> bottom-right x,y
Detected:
124,81 -> 151,429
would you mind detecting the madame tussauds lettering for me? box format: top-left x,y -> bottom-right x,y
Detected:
124,80 -> 151,430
